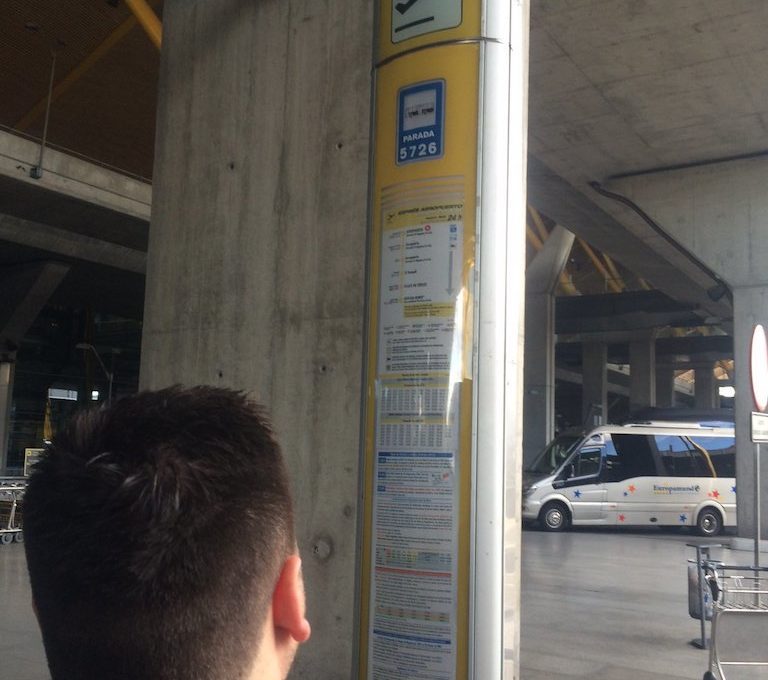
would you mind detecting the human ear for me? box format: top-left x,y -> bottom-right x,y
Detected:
272,554 -> 311,644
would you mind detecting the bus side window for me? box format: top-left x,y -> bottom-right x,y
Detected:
656,435 -> 711,477
689,436 -> 736,477
609,434 -> 657,481
574,447 -> 602,477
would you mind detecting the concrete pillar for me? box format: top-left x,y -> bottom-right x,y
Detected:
734,286 -> 768,540
629,335 -> 656,414
582,343 -> 607,426
655,363 -> 675,408
0,362 -> 13,473
524,294 -> 553,463
140,1 -> 372,675
694,362 -> 717,409
524,225 -> 574,464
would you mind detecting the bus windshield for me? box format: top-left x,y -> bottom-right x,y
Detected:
526,434 -> 581,475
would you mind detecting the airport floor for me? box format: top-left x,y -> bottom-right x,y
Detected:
0,528 -> 762,679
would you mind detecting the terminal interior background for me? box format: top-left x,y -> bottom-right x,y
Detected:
1,1 -> 768,679
0,0 -> 745,472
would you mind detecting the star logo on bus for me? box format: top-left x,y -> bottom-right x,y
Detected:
731,485 -> 737,494
679,514 -> 687,523
628,484 -> 637,494
618,514 -> 626,522
709,489 -> 720,499
574,489 -> 582,498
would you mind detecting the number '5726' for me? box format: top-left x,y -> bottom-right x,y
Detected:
399,141 -> 439,161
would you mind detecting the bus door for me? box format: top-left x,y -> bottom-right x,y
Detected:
554,437 -> 608,522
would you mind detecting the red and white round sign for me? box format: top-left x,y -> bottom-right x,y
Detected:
750,324 -> 768,412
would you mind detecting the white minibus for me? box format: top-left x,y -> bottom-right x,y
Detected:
522,422 -> 736,536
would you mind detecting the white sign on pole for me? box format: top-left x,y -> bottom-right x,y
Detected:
751,411 -> 768,442
391,0 -> 462,43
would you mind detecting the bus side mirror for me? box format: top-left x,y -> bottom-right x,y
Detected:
566,463 -> 575,479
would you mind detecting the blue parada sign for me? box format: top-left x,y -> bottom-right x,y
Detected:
396,79 -> 445,165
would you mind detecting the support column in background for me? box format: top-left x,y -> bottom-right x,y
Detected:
655,362 -> 675,408
734,286 -> 768,540
629,335 -> 656,414
524,225 -> 574,465
582,343 -> 607,426
694,362 -> 717,409
0,362 -> 13,473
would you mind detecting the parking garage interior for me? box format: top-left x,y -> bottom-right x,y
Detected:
1,2 -> 767,679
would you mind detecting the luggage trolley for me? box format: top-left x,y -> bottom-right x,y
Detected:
702,562 -> 768,680
0,479 -> 26,545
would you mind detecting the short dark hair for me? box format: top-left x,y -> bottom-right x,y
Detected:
24,385 -> 295,680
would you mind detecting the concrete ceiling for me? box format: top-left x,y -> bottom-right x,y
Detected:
0,0 -> 160,179
1,0 -> 763,335
528,0 -> 768,323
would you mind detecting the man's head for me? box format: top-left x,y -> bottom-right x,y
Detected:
24,385 -> 310,680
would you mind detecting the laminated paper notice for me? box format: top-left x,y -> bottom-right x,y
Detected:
369,194 -> 464,680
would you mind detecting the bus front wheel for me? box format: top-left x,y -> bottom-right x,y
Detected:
540,502 -> 570,532
696,508 -> 722,537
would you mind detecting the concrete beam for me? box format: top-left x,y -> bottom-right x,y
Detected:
0,213 -> 147,274
556,367 -> 629,397
526,224 -> 575,294
0,129 -> 151,221
528,156 -> 732,322
556,290 -> 703,335
0,263 -> 70,356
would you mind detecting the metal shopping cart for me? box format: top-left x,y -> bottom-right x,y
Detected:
702,562 -> 768,680
0,479 -> 26,545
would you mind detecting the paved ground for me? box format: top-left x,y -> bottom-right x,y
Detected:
520,526 -> 765,680
0,528 -> 763,679
0,542 -> 44,680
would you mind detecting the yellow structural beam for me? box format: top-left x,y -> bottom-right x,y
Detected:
602,253 -> 626,292
526,224 -> 544,251
528,205 -> 550,243
124,0 -> 162,50
15,15 -> 139,132
577,237 -> 622,294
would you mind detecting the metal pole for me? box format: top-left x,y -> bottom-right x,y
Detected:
756,443 -> 762,569
31,50 -> 57,180
696,546 -> 707,649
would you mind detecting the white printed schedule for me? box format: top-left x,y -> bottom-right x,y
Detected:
368,192 -> 465,680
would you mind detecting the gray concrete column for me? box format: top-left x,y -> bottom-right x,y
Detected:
733,285 -> 768,540
694,362 -> 717,409
524,225 -> 574,464
582,343 -> 607,426
629,335 -> 656,414
655,363 -> 675,408
0,362 -> 13,473
524,294 -> 554,464
140,1 -> 372,675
